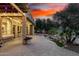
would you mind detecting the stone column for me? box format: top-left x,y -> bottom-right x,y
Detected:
32,26 -> 35,35
0,16 -> 2,39
0,16 -> 2,45
22,16 -> 27,39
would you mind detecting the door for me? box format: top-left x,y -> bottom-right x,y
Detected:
13,25 -> 16,38
30,25 -> 33,35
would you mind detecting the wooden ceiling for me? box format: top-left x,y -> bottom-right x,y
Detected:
0,3 -> 29,13
15,3 -> 29,13
0,3 -> 19,13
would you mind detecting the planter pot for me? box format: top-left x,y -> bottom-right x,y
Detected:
27,40 -> 31,44
23,37 -> 32,45
23,40 -> 31,45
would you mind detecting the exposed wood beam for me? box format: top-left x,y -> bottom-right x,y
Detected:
0,13 -> 23,16
10,3 -> 25,16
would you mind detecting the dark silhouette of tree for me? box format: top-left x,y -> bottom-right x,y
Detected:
53,3 -> 79,44
35,18 -> 54,33
35,19 -> 43,32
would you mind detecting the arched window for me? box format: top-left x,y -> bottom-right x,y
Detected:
2,17 -> 12,36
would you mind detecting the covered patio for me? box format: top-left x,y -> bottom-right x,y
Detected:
0,3 -> 35,45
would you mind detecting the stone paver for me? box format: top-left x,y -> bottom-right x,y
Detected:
0,35 -> 79,56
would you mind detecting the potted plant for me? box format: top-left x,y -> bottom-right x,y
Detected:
23,36 -> 32,45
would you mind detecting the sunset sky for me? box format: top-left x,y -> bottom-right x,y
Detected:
29,3 -> 68,18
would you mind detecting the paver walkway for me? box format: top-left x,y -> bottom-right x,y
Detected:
0,35 -> 79,56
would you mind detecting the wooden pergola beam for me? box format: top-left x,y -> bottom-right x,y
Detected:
0,13 -> 23,16
10,3 -> 25,16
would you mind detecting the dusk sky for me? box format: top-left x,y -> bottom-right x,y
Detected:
29,3 -> 68,18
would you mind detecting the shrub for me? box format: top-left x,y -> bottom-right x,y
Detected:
48,27 -> 58,35
54,40 -> 64,47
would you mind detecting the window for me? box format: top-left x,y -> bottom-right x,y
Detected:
2,17 -> 12,36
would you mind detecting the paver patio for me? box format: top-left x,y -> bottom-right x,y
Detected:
0,35 -> 79,56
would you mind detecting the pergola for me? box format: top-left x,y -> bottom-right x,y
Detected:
0,3 -> 34,40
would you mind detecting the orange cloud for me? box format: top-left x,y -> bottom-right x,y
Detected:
32,7 -> 65,18
30,3 -> 67,18
32,9 -> 55,17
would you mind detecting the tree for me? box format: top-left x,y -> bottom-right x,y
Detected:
35,18 -> 44,32
53,3 -> 79,44
35,18 -> 54,33
35,18 -> 47,33
45,18 -> 54,32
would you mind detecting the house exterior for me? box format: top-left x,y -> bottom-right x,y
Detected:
0,3 -> 35,44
